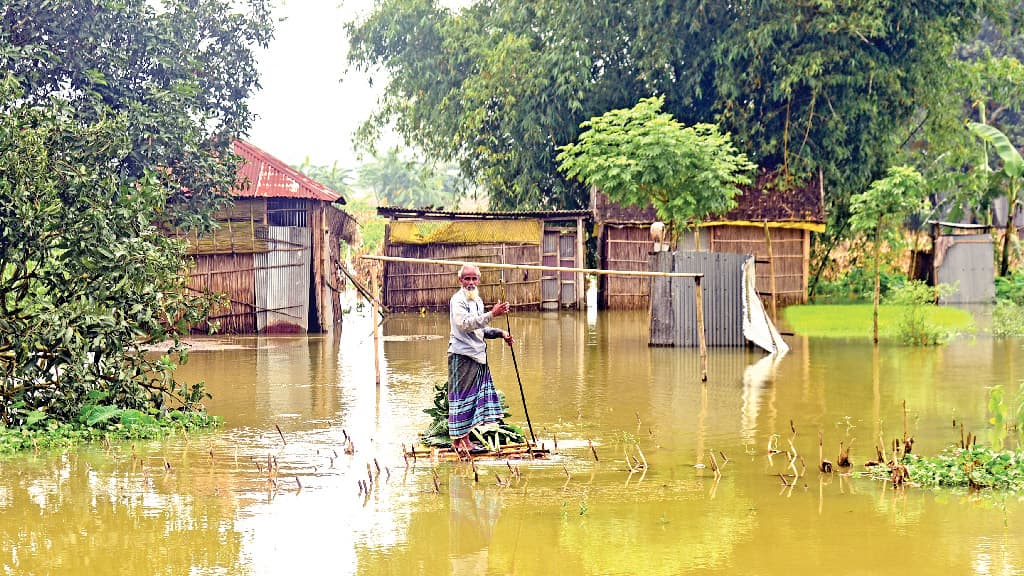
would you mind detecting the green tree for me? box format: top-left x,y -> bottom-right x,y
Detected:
296,160 -> 355,198
347,0 -> 1008,218
357,147 -> 459,209
0,0 -> 272,426
848,166 -> 928,344
557,96 -> 755,240
969,122 -> 1023,276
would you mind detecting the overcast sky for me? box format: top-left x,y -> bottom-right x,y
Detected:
247,0 -> 389,170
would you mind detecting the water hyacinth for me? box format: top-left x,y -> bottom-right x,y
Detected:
865,445 -> 1024,491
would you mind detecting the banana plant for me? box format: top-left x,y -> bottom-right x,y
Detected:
968,122 -> 1023,276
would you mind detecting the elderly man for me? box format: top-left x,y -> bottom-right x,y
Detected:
447,263 -> 514,452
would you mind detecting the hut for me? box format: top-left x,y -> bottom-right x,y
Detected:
180,140 -> 358,334
376,207 -> 590,311
591,170 -> 826,311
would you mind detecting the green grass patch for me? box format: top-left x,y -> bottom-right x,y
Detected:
783,304 -> 975,339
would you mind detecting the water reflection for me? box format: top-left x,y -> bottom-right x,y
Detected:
0,307 -> 1022,575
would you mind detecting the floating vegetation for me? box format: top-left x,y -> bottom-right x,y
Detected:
0,408 -> 221,456
864,445 -> 1024,491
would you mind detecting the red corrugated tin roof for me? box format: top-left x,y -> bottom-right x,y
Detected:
232,140 -> 344,203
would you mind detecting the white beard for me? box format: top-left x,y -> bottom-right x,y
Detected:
464,287 -> 477,301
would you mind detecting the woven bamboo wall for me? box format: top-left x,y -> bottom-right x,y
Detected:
186,253 -> 257,334
707,225 -> 808,307
599,224 -> 653,310
383,243 -> 543,311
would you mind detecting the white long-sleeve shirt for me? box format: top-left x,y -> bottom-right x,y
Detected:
448,288 -> 503,364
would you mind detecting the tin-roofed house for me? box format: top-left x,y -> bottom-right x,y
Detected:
376,207 -> 590,311
180,140 -> 358,334
592,169 -> 826,312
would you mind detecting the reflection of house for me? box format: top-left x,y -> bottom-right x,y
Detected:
376,207 -> 590,311
181,140 -> 358,334
912,221 -> 995,304
591,170 -> 826,310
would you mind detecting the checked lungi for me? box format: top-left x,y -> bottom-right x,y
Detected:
447,353 -> 504,439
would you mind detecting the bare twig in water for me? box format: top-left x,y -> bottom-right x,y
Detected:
709,450 -> 721,478
837,439 -> 852,468
275,424 -> 287,445
589,439 -> 599,462
818,430 -> 833,473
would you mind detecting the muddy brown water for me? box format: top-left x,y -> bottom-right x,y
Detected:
1,306 -> 1022,575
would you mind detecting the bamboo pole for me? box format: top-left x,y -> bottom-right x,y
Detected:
361,254 -> 703,279
763,220 -> 778,322
373,275 -> 381,386
695,276 -> 707,382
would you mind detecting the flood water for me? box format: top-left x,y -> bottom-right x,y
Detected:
2,304 -> 1023,575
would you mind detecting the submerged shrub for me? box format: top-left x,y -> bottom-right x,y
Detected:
885,280 -> 957,345
992,300 -> 1024,337
995,272 -> 1024,305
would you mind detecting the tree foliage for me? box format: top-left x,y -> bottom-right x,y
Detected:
849,166 -> 928,343
0,0 -> 272,426
347,0 -> 1011,219
968,122 -> 1024,275
557,96 -> 755,232
357,147 -> 466,209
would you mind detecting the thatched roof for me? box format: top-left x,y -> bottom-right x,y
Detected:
591,169 -> 825,227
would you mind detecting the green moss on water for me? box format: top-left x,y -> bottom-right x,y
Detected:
782,304 -> 974,339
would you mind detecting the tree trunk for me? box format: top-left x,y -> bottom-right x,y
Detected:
873,222 -> 881,345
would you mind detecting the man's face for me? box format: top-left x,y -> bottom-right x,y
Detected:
459,268 -> 480,291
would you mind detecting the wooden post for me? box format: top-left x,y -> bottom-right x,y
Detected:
372,275 -> 381,386
802,229 -> 810,303
695,276 -> 707,382
763,220 -> 778,322
576,216 -> 586,309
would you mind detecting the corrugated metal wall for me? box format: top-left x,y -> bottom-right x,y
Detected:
936,234 -> 995,304
649,251 -> 750,347
255,226 -> 311,333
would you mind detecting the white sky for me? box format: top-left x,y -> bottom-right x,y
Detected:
247,0 -> 391,170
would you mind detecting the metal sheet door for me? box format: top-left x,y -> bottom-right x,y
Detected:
255,226 -> 311,333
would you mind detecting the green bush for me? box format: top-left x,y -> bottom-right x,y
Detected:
995,272 -> 1024,305
813,267 -> 907,303
992,300 -> 1024,337
885,280 -> 957,346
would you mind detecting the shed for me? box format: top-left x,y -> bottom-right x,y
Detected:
911,221 -> 995,304
591,169 -> 826,311
376,208 -> 590,311
180,140 -> 358,334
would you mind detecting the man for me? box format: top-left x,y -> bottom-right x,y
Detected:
447,263 -> 514,452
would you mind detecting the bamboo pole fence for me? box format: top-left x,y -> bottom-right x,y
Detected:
361,254 -> 709,379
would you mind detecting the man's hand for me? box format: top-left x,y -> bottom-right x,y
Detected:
501,331 -> 515,346
491,300 -> 510,317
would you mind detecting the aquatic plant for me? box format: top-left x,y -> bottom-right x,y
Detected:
870,445 -> 1024,491
0,405 -> 220,456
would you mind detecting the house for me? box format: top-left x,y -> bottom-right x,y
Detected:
376,207 -> 590,311
181,140 -> 358,334
591,169 -> 826,310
